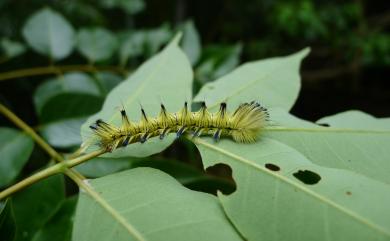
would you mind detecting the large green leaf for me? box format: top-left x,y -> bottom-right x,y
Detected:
194,48 -> 309,111
265,108 -> 390,184
0,128 -> 34,187
76,27 -> 118,62
73,167 -> 242,241
32,197 -> 77,241
194,137 -> 390,241
12,174 -> 65,241
81,34 -> 193,157
22,7 -> 75,60
0,199 -> 16,241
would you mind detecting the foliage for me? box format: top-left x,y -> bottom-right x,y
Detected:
0,1 -> 389,241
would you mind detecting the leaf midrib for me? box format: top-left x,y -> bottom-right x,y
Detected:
265,126 -> 390,134
194,138 -> 390,237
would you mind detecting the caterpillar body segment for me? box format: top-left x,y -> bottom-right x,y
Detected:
90,101 -> 269,152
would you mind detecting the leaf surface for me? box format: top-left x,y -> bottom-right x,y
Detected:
0,128 -> 34,187
22,7 -> 75,60
194,48 -> 309,111
194,137 -> 390,241
73,168 -> 242,241
266,108 -> 390,184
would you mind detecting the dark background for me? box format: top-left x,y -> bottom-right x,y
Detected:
1,0 -> 389,124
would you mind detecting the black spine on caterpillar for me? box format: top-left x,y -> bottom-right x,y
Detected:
90,101 -> 269,152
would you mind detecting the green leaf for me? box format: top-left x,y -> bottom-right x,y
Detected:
1,38 -> 26,59
34,72 -> 104,147
12,174 -> 65,241
180,20 -> 201,65
317,110 -> 390,130
93,72 -> 123,96
81,34 -> 193,157
98,0 -> 145,15
194,137 -> 390,240
265,108 -> 390,184
72,168 -> 242,241
75,156 -> 134,178
119,31 -> 145,65
195,44 -> 242,84
0,128 -> 34,187
34,72 -> 101,116
194,48 -> 309,111
0,199 -> 16,241
118,26 -> 172,65
39,117 -> 88,148
77,27 -> 118,62
22,7 -> 75,60
32,197 -> 77,241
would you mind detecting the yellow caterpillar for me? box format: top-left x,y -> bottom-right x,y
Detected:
90,101 -> 269,152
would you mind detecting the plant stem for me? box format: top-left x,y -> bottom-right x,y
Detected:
0,64 -> 128,82
0,103 -> 86,180
0,149 -> 105,200
0,103 -> 62,159
0,164 -> 64,200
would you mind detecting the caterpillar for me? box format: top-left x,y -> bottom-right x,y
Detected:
89,101 -> 269,152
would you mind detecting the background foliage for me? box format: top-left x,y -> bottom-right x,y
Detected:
0,0 -> 389,240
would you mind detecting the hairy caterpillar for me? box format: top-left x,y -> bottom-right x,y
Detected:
90,101 -> 269,152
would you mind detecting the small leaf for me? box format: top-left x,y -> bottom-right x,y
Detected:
0,128 -> 34,187
93,72 -> 123,96
0,38 -> 26,59
119,31 -> 145,65
22,7 -> 75,60
0,199 -> 16,241
196,44 -> 242,84
39,117 -> 88,148
32,197 -> 77,241
76,27 -> 118,62
180,20 -> 201,65
72,168 -> 242,241
81,34 -> 193,158
34,72 -> 101,115
194,137 -> 390,241
12,175 -> 65,241
194,48 -> 309,111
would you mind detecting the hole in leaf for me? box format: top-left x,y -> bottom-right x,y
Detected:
293,170 -> 321,185
265,163 -> 280,171
317,123 -> 330,127
199,163 -> 236,195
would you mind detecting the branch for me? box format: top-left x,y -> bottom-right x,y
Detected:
0,149 -> 105,200
0,103 -> 85,179
0,64 -> 128,82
